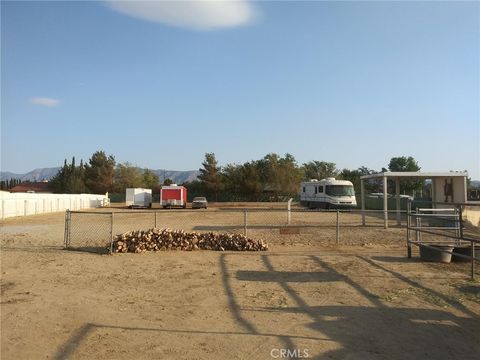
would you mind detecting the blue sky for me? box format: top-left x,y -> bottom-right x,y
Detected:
1,1 -> 479,178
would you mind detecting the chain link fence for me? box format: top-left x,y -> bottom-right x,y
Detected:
64,208 -> 409,253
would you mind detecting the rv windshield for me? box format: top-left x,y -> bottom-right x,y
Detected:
325,185 -> 355,197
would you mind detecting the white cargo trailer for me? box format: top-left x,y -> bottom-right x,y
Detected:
300,178 -> 356,209
126,188 -> 152,208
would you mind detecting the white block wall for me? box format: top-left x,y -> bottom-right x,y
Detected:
0,192 -> 108,219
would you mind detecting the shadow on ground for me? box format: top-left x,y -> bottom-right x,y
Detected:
52,252 -> 479,360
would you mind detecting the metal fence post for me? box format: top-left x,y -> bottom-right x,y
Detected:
68,211 -> 72,248
336,210 -> 340,245
110,212 -> 115,253
457,204 -> 475,280
415,208 -> 420,244
361,179 -> 366,226
64,210 -> 69,249
457,204 -> 474,280
407,199 -> 412,258
154,211 -> 158,228
471,238 -> 476,281
287,198 -> 292,225
457,204 -> 464,240
244,210 -> 248,237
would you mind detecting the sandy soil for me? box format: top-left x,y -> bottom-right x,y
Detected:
1,209 -> 479,360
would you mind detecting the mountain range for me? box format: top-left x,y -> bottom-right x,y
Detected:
2,168 -> 479,188
0,167 -> 200,184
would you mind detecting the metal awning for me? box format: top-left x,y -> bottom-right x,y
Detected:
360,172 -> 468,229
360,171 -> 468,180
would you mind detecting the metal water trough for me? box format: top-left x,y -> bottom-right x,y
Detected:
419,244 -> 454,263
452,245 -> 480,263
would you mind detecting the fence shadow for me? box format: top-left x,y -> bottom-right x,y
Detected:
193,224 -> 337,231
285,305 -> 478,359
51,252 -> 479,359
65,246 -> 110,255
357,256 -> 480,320
0,245 -> 63,253
371,255 -> 422,263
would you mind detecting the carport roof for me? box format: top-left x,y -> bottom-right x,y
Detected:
360,171 -> 468,180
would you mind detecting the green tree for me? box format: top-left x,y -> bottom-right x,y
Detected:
303,161 -> 338,181
114,163 -> 143,192
142,169 -> 160,189
388,156 -> 422,195
240,161 -> 263,201
339,168 -> 362,193
163,178 -> 173,186
276,154 -> 303,198
1,178 -> 21,190
85,151 -> 116,194
198,153 -> 223,201
182,180 -> 203,201
222,162 -> 263,201
388,156 -> 420,173
256,154 -> 281,198
69,158 -> 87,193
50,159 -> 68,193
254,153 -> 302,200
50,157 -> 87,193
66,156 -> 77,192
339,166 -> 381,194
222,163 -> 244,200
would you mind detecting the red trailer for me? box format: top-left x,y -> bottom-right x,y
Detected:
160,184 -> 187,209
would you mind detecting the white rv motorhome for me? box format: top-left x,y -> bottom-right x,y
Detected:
300,178 -> 357,208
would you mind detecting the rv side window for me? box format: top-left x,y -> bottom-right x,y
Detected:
303,187 -> 305,193
319,186 -> 324,193
314,186 -> 317,194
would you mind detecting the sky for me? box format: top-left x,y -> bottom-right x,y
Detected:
1,1 -> 479,178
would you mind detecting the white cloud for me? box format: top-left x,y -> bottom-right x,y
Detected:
30,97 -> 60,107
105,0 -> 258,30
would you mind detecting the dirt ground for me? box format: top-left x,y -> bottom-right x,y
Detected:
1,208 -> 479,360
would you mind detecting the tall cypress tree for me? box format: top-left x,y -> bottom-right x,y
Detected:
50,156 -> 87,193
198,153 -> 223,201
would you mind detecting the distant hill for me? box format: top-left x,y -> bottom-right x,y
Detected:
471,180 -> 480,188
0,167 -> 60,182
151,169 -> 200,184
0,167 -> 200,184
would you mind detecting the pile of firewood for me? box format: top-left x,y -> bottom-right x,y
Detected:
110,228 -> 268,253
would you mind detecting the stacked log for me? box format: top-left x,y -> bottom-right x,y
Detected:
110,228 -> 268,253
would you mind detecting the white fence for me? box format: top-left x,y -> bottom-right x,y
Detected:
0,192 -> 108,219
